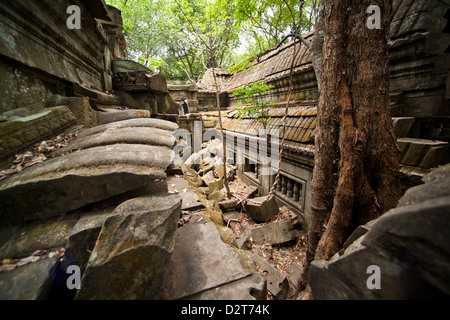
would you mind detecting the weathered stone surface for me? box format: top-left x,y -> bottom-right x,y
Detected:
251,220 -> 296,245
167,175 -> 203,211
53,126 -> 176,156
222,211 -> 241,228
77,117 -> 179,139
75,193 -> 181,300
392,117 -> 414,138
249,253 -> 288,300
0,256 -> 60,300
50,96 -> 98,128
246,195 -> 279,223
308,165 -> 450,299
0,106 -> 76,167
59,209 -> 113,275
398,163 -> 450,207
187,273 -> 266,300
398,137 -> 448,168
113,71 -> 167,93
160,222 -> 254,300
0,214 -> 79,259
219,198 -> 240,212
0,144 -> 173,226
96,106 -> 150,125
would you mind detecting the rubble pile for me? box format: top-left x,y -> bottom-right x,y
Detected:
174,138 -> 307,299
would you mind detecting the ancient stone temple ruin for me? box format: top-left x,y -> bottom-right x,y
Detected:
0,0 -> 449,300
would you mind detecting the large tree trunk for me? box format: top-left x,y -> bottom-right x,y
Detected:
300,0 -> 402,289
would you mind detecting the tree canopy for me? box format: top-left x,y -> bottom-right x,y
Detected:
105,0 -> 319,81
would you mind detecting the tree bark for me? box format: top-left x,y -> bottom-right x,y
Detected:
300,0 -> 401,289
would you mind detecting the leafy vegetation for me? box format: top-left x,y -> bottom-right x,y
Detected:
105,0 -> 319,81
231,81 -> 274,129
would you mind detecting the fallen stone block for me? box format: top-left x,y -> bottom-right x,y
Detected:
398,163 -> 450,207
96,106 -> 151,125
76,118 -> 179,139
235,221 -> 253,250
250,253 -> 288,300
53,126 -> 176,156
219,198 -> 240,212
398,137 -> 448,168
0,213 -> 79,259
75,193 -> 181,300
286,263 -> 303,292
392,117 -> 414,138
59,208 -> 113,275
208,177 -> 224,194
0,144 -> 173,227
222,211 -> 241,228
246,195 -> 279,222
208,189 -> 225,201
0,255 -> 60,300
251,220 -> 297,245
50,95 -> 98,128
160,222 -> 254,300
308,166 -> 450,299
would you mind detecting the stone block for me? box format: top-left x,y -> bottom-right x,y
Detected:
219,198 -> 240,212
53,126 -> 176,156
246,195 -> 279,222
96,107 -> 150,125
392,117 -> 414,138
0,256 -> 60,300
0,144 -> 173,227
398,137 -> 448,168
251,220 -> 297,245
50,96 -> 98,128
0,213 -> 79,260
0,106 -> 76,167
308,165 -> 450,299
222,211 -> 241,228
59,209 -> 112,275
249,253 -> 288,300
75,193 -> 181,299
160,222 -> 254,300
76,117 -> 179,139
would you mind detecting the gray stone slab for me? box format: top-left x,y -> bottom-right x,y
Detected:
251,220 -> 297,245
167,175 -> 203,211
0,213 -> 79,259
75,193 -> 181,300
246,195 -> 279,222
77,118 -> 179,139
54,126 -> 176,156
0,256 -> 60,300
160,222 -> 252,300
187,273 -> 267,300
0,144 -> 173,226
60,209 -> 113,274
96,107 -> 150,125
249,253 -> 288,300
309,179 -> 450,299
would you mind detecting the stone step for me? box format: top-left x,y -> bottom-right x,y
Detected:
0,144 -> 173,227
397,137 -> 448,169
53,126 -> 176,157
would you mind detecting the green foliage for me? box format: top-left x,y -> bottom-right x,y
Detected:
105,0 -> 319,80
231,81 -> 275,128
